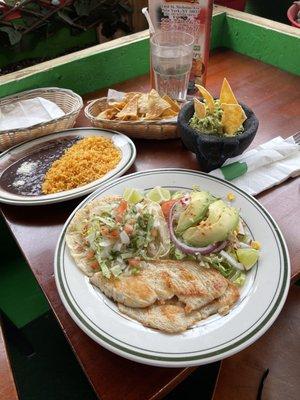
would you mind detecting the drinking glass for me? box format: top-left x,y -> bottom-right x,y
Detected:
150,31 -> 194,101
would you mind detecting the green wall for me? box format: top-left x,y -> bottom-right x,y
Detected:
0,13 -> 225,98
0,11 -> 299,100
221,15 -> 300,76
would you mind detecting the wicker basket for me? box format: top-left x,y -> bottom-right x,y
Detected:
84,97 -> 179,140
0,87 -> 83,151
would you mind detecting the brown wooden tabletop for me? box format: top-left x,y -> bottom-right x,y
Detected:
1,49 -> 300,400
212,285 -> 300,400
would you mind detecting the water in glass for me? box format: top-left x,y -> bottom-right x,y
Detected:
151,31 -> 194,101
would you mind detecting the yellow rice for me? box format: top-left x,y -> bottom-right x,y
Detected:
42,136 -> 121,194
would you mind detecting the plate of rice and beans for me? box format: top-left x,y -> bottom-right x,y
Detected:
0,128 -> 136,205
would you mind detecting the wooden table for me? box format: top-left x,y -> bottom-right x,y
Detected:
212,285 -> 300,400
1,49 -> 300,400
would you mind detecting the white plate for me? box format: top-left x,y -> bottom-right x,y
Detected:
55,169 -> 290,367
0,128 -> 136,205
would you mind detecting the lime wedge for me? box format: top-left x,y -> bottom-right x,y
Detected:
236,248 -> 259,271
123,188 -> 143,204
147,187 -> 171,203
172,191 -> 184,200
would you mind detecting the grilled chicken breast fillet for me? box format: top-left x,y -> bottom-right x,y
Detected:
90,260 -> 229,311
118,283 -> 239,333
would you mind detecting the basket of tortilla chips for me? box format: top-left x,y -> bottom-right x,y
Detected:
84,89 -> 180,140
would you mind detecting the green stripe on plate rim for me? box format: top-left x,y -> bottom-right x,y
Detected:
55,169 -> 290,362
0,127 -> 136,205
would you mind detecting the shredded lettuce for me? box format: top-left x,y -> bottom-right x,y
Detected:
219,250 -> 244,271
174,248 -> 185,260
203,254 -> 246,287
100,262 -> 111,279
230,270 -> 246,286
131,268 -> 140,275
81,187 -> 257,284
93,215 -> 116,228
168,243 -> 196,261
84,197 -> 170,278
110,265 -> 122,277
238,233 -> 251,244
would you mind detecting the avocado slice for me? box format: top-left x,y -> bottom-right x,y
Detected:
204,199 -> 227,224
175,191 -> 215,235
182,202 -> 239,247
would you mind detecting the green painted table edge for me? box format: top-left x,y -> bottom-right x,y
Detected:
0,216 -> 49,328
0,9 -> 299,99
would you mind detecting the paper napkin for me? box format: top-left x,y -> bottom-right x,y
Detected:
0,97 -> 65,130
209,136 -> 300,195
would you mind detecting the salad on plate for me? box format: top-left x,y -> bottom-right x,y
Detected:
65,186 -> 261,333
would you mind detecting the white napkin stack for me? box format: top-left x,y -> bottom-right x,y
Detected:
0,97 -> 65,131
209,136 -> 300,195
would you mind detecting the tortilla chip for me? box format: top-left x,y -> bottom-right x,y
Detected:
119,114 -> 139,121
145,89 -> 171,119
137,93 -> 149,116
107,101 -> 126,110
116,94 -> 140,120
220,78 -> 238,105
194,98 -> 206,118
123,92 -> 141,103
195,85 -> 215,113
162,94 -> 180,112
161,109 -> 178,118
96,108 -> 118,120
221,103 -> 247,135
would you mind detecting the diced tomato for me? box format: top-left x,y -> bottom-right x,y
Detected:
161,199 -> 178,219
124,224 -> 134,235
109,229 -> 119,239
115,200 -> 128,222
86,250 -> 95,259
128,258 -> 140,267
100,226 -> 119,239
90,261 -> 99,270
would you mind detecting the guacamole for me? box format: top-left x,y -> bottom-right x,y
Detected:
189,99 -> 244,136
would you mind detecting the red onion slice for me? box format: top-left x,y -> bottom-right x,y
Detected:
168,202 -> 227,255
211,240 -> 228,253
180,195 -> 191,207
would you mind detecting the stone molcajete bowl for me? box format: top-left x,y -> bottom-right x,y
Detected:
178,101 -> 259,172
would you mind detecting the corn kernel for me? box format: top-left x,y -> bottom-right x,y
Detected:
227,192 -> 235,201
251,241 -> 261,250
